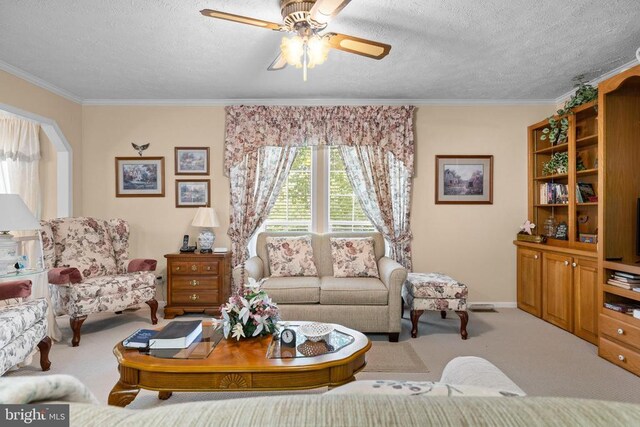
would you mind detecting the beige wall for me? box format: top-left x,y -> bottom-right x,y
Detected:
81,106 -> 229,297
0,70 -> 83,217
412,105 -> 554,302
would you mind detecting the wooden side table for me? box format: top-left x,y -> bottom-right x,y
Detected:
163,252 -> 231,319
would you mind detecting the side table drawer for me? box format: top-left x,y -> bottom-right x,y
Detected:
172,276 -> 219,291
200,261 -> 219,274
172,290 -> 218,305
171,261 -> 220,275
600,314 -> 640,350
599,337 -> 640,376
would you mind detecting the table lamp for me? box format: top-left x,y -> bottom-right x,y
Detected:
191,207 -> 220,254
0,194 -> 40,274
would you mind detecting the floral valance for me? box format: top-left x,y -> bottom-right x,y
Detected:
224,105 -> 415,176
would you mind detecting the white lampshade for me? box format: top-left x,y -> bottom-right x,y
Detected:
191,207 -> 220,228
0,194 -> 39,232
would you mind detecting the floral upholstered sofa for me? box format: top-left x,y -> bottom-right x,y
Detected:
0,280 -> 51,375
40,217 -> 158,346
234,231 -> 407,341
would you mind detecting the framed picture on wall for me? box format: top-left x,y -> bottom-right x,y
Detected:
435,155 -> 493,204
176,179 -> 210,208
115,157 -> 165,197
174,147 -> 210,175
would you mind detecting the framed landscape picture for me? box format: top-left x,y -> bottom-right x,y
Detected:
176,179 -> 210,208
174,147 -> 210,175
435,155 -> 493,204
115,157 -> 165,197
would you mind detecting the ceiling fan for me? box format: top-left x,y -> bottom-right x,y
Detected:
200,0 -> 391,81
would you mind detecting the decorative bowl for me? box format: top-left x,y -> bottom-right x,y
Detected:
298,323 -> 334,342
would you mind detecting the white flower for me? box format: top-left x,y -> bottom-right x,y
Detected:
231,323 -> 245,340
246,277 -> 262,293
252,315 -> 271,336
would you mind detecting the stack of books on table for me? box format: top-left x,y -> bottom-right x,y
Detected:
607,271 -> 640,291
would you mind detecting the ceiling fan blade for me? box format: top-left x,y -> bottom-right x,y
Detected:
326,33 -> 391,60
309,0 -> 351,24
268,53 -> 288,71
200,9 -> 284,31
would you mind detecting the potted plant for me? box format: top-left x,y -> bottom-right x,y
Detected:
542,152 -> 569,175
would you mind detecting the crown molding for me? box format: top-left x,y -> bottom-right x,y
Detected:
81,98 -> 556,106
554,58 -> 639,104
0,60 -> 83,104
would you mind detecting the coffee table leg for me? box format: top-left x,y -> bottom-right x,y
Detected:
455,310 -> 469,340
158,391 -> 173,400
410,310 -> 424,338
108,380 -> 140,407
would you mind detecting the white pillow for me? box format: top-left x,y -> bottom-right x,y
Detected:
266,235 -> 318,277
325,380 -> 524,397
330,237 -> 380,278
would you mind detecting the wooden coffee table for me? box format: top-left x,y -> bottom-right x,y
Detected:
108,322 -> 371,407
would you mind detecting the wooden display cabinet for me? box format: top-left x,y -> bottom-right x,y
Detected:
597,63 -> 640,376
515,98 -> 600,344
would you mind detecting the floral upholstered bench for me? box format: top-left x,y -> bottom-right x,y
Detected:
401,272 -> 469,339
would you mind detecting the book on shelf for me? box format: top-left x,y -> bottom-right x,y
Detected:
576,182 -> 597,203
611,274 -> 640,284
149,320 -> 203,349
607,279 -> 634,290
613,271 -> 640,280
122,329 -> 158,349
604,302 -> 640,313
539,183 -> 569,205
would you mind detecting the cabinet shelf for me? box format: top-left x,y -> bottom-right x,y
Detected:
601,307 -> 640,328
576,134 -> 598,148
577,202 -> 598,206
603,261 -> 640,276
534,173 -> 568,181
535,204 -> 569,207
577,168 -> 598,177
603,284 -> 640,302
534,143 -> 569,155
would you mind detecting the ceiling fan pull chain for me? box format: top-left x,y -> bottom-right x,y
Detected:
303,40 -> 309,82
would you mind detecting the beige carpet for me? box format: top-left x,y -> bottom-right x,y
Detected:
363,341 -> 428,372
6,305 -> 640,406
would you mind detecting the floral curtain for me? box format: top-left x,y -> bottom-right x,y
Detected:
225,105 -> 415,273
338,146 -> 413,270
228,145 -> 298,273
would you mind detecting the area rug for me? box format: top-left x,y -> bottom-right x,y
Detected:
363,341 -> 429,373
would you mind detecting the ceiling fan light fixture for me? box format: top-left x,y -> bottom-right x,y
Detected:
281,35 -> 305,68
281,34 -> 330,80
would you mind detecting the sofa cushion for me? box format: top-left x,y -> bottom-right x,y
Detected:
325,380 -> 523,397
266,235 -> 318,277
320,277 -> 388,305
49,217 -> 118,279
263,277 -> 320,304
0,298 -> 48,349
330,237 -> 380,278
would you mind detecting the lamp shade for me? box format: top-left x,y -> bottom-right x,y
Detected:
191,207 -> 220,228
0,194 -> 39,231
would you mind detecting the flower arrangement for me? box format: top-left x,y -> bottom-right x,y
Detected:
216,278 -> 280,340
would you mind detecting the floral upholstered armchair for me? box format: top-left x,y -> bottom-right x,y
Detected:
40,217 -> 158,346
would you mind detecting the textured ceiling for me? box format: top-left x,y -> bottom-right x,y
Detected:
0,0 -> 639,101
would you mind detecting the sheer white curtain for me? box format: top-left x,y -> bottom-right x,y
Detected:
0,117 -> 41,218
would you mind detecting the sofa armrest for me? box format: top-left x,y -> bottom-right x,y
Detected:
48,267 -> 82,286
0,280 -> 32,300
378,257 -> 407,333
126,258 -> 158,273
440,356 -> 526,396
232,257 -> 264,285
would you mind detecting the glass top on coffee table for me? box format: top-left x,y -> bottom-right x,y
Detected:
267,324 -> 355,359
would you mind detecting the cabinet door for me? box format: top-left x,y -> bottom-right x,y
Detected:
517,248 -> 542,317
542,252 -> 573,331
573,257 -> 598,344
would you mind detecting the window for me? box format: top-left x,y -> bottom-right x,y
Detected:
263,147 -> 313,232
263,146 -> 374,233
328,148 -> 375,232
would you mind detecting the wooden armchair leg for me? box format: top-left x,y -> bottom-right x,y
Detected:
440,310 -> 447,319
455,310 -> 469,340
37,336 -> 52,371
70,316 -> 87,347
410,310 -> 425,338
146,298 -> 158,325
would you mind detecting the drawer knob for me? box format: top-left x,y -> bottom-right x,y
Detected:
572,262 -> 577,268
617,328 -> 624,335
564,260 -> 569,266
190,294 -> 199,301
191,265 -> 198,271
534,255 -> 539,260
618,354 -> 625,362
176,266 -> 181,271
207,266 -> 211,271
191,280 -> 199,286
